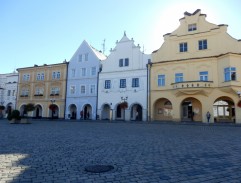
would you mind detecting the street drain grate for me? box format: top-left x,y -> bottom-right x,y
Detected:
84,165 -> 114,173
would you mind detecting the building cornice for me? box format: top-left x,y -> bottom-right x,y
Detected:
152,52 -> 241,65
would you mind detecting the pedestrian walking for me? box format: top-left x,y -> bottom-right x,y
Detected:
206,111 -> 211,123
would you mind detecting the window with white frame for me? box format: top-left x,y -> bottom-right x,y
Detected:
224,67 -> 236,81
104,80 -> 111,89
85,53 -> 88,61
52,71 -> 61,79
37,72 -> 44,80
132,78 -> 139,87
21,88 -> 29,96
70,86 -> 76,94
91,67 -> 96,76
78,54 -> 82,62
35,87 -> 44,95
80,85 -> 86,94
198,39 -> 207,50
119,59 -> 123,67
175,73 -> 183,83
51,87 -> 60,95
200,71 -> 208,81
90,85 -> 95,94
36,73 -> 41,80
179,42 -> 188,52
120,79 -> 126,88
158,75 -> 165,86
188,24 -> 197,31
41,73 -> 44,80
56,71 -> 61,79
71,69 -> 76,78
23,74 -> 30,81
81,68 -> 86,77
7,90 -> 11,96
119,58 -> 129,67
124,58 -> 129,66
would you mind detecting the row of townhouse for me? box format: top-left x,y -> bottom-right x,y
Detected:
1,9 -> 241,123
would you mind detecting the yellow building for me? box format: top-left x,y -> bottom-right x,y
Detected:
17,62 -> 68,119
150,9 -> 241,123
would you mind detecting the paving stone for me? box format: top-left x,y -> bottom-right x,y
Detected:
1,119 -> 241,182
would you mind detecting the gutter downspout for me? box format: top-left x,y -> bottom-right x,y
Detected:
64,61 -> 69,120
96,62 -> 102,120
147,61 -> 152,122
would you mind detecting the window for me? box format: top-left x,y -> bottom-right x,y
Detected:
7,90 -> 11,96
90,85 -> 95,94
52,72 -> 56,79
119,58 -> 129,67
52,71 -> 60,79
71,69 -> 76,78
224,67 -> 236,81
37,73 -> 44,80
23,74 -> 30,81
41,73 -> 44,80
70,86 -> 75,94
91,67 -> 96,76
132,78 -> 139,87
175,73 -> 183,83
35,87 -> 44,95
85,53 -> 88,61
120,79 -> 126,88
119,59 -> 123,67
36,73 -> 41,80
200,71 -> 208,81
12,90 -> 15,96
81,68 -> 86,77
21,88 -> 29,96
179,43 -> 188,52
158,75 -> 165,86
188,24 -> 197,31
56,71 -> 61,79
199,40 -> 207,50
80,85 -> 86,94
51,87 -> 60,95
78,54 -> 82,62
104,80 -> 111,89
124,58 -> 129,66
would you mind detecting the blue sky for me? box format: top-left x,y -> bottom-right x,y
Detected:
1,0 -> 240,74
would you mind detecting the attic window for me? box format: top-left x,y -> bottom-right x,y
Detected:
188,24 -> 197,31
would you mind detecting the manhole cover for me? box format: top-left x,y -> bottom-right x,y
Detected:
84,165 -> 114,173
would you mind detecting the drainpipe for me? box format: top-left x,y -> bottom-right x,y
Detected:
64,61 -> 69,120
96,62 -> 102,120
146,60 -> 152,122
16,70 -> 20,110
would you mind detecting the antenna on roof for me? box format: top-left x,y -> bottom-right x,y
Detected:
102,39 -> 106,54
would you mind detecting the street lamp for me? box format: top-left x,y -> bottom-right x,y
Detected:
121,96 -> 128,102
237,91 -> 241,98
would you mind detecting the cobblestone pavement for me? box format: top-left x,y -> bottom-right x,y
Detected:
1,119 -> 241,183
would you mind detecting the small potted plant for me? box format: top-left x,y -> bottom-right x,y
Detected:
8,109 -> 21,124
21,103 -> 35,124
0,105 -> 5,119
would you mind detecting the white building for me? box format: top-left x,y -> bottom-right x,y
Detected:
65,40 -> 106,120
98,33 -> 150,121
0,72 -> 18,117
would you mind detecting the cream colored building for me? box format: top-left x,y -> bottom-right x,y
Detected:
17,62 -> 68,119
150,9 -> 241,123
